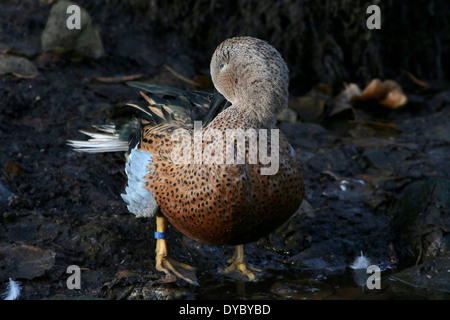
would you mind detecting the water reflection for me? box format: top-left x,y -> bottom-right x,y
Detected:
194,266 -> 450,300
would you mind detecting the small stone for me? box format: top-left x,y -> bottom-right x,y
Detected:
289,94 -> 325,122
0,54 -> 39,76
41,0 -> 105,59
277,108 -> 298,123
393,177 -> 450,262
389,253 -> 450,297
0,243 -> 56,280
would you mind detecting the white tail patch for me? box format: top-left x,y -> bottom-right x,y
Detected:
67,125 -> 128,153
2,278 -> 21,300
121,146 -> 158,218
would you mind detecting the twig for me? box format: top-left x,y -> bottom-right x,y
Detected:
91,74 -> 145,83
303,206 -> 330,215
11,72 -> 38,79
404,71 -> 429,88
163,64 -> 198,86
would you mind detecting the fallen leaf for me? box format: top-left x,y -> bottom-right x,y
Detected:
379,88 -> 408,109
329,83 -> 362,116
351,79 -> 408,109
339,83 -> 363,101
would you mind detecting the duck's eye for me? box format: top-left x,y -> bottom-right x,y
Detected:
220,63 -> 226,70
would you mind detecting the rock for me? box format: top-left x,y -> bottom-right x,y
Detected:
0,54 -> 39,76
289,95 -> 325,122
280,122 -> 338,150
388,253 -> 450,298
363,146 -> 413,172
277,108 -> 298,123
284,239 -> 347,271
0,243 -> 56,280
41,0 -> 105,59
426,124 -> 450,143
392,177 -> 450,263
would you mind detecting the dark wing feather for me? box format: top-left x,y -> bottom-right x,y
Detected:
126,81 -> 230,127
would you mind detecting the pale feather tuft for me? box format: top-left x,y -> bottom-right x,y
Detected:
350,251 -> 371,270
67,125 -> 128,153
3,278 -> 21,300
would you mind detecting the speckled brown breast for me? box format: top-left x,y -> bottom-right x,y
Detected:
143,119 -> 304,245
164,163 -> 303,246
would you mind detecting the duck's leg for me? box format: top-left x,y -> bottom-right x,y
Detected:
154,213 -> 197,284
219,245 -> 261,281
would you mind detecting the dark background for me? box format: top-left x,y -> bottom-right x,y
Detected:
0,0 -> 449,299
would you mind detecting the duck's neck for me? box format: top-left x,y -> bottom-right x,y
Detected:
230,103 -> 274,129
233,85 -> 288,129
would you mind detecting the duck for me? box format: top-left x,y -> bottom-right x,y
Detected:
68,36 -> 305,284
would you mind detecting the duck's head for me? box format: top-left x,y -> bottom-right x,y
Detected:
210,36 -> 289,126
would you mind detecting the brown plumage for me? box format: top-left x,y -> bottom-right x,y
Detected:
140,117 -> 303,246
68,36 -> 304,283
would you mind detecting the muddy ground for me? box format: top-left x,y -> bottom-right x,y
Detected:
0,1 -> 449,300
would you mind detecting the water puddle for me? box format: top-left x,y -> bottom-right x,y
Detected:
193,266 -> 450,300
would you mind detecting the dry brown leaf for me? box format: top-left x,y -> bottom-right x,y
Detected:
328,83 -> 362,116
351,79 -> 408,109
379,88 -> 408,109
339,83 -> 363,101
